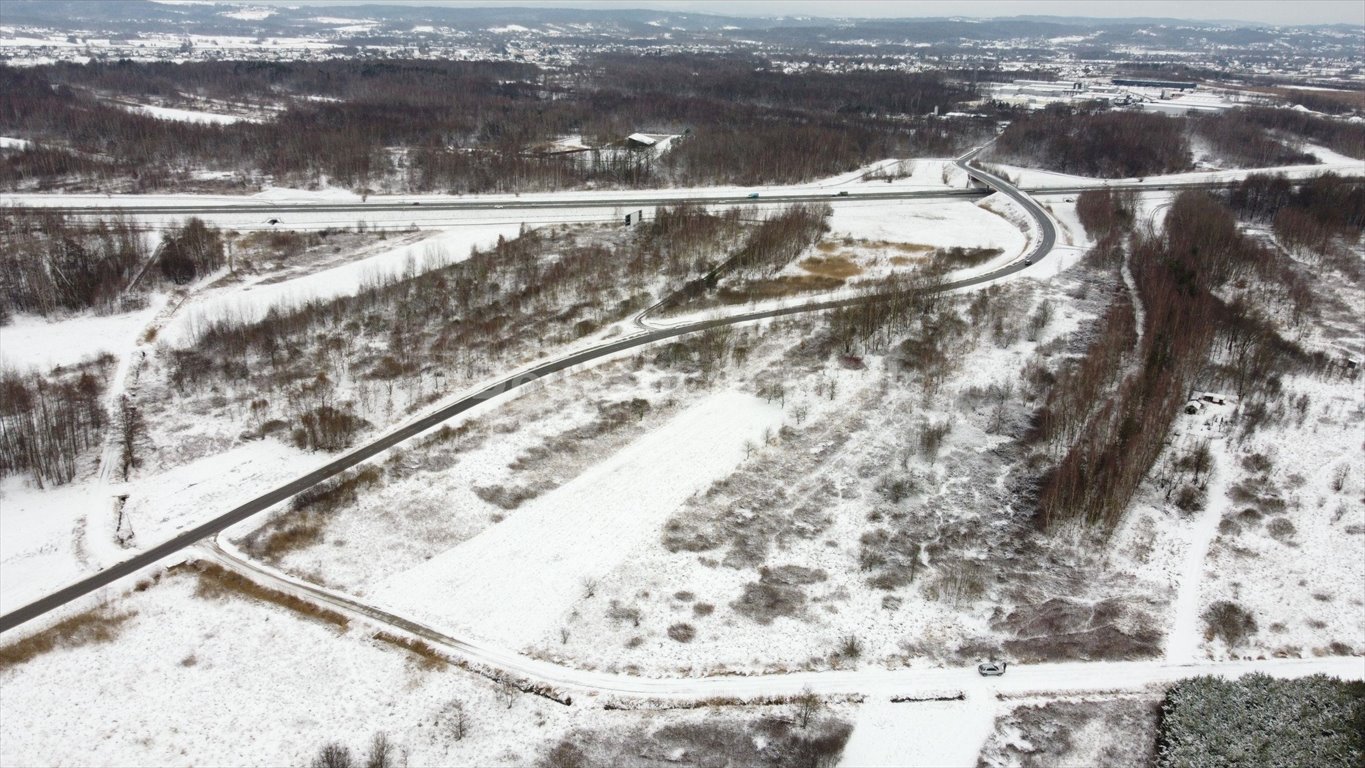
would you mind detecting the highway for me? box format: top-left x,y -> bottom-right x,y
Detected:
0,149 -> 1047,634
2,177 -> 1259,220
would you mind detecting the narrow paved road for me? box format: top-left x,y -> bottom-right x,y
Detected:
0,148 -> 1056,634
199,539 -> 1363,703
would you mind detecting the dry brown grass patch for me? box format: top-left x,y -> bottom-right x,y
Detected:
892,242 -> 935,253
374,631 -> 448,669
799,255 -> 863,280
0,607 -> 136,671
189,561 -> 348,629
717,274 -> 845,303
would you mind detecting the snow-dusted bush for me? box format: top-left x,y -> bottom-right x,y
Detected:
1156,673 -> 1365,768
1201,601 -> 1258,648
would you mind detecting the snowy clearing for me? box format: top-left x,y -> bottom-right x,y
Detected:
0,298 -> 164,371
373,391 -> 785,647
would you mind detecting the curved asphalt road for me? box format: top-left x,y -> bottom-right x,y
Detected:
0,149 -> 1054,635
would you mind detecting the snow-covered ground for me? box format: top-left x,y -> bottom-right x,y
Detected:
0,569 -> 577,767
117,101 -> 257,125
3,149 -> 1363,767
840,696 -> 998,768
373,392 -> 784,647
0,298 -> 164,371
0,477 -> 97,614
163,224 -> 517,344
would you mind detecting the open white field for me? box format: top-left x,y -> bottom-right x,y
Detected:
373,391 -> 784,647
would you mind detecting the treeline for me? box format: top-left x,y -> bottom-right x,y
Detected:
590,53 -> 975,118
1226,172 -> 1365,257
990,103 -> 1365,178
1036,191 -> 1298,528
729,205 -> 831,277
1,57 -> 995,192
0,210 -> 148,320
0,213 -> 225,320
990,105 -> 1192,178
1190,111 -> 1316,168
0,362 -> 109,487
1237,106 -> 1365,160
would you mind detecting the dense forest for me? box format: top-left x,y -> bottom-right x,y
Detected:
989,102 -> 1365,178
1227,172 -> 1365,258
0,57 -> 995,193
990,105 -> 1194,178
0,211 -> 148,320
1156,674 -> 1364,768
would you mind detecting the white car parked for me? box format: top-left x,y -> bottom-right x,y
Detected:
977,661 -> 1008,676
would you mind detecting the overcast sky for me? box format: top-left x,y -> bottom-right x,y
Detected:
260,0 -> 1364,26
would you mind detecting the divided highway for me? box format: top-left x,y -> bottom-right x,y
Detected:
0,150 -> 1052,634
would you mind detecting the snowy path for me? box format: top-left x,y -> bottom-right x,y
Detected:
1165,438 -> 1231,663
205,534 -> 1364,703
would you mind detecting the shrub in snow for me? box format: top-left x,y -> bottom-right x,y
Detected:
1267,517 -> 1296,542
1201,600 -> 1257,648
1156,673 -> 1365,768
668,623 -> 696,643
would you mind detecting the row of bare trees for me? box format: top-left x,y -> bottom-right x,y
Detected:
0,210 -> 148,320
729,204 -> 832,277
1035,191 -> 1304,529
0,363 -> 109,487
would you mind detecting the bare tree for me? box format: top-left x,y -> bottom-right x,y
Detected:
497,675 -> 518,709
311,743 -> 354,768
365,732 -> 394,768
795,686 -> 821,729
442,699 -> 469,741
118,395 -> 144,481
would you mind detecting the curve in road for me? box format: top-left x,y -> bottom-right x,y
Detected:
0,149 -> 1056,635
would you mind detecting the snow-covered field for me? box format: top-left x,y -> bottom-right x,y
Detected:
3,151 -> 1363,767
374,391 -> 784,647
0,569 -> 578,767
0,298 -> 164,371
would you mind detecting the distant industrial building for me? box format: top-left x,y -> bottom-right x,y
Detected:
1112,78 -> 1198,90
